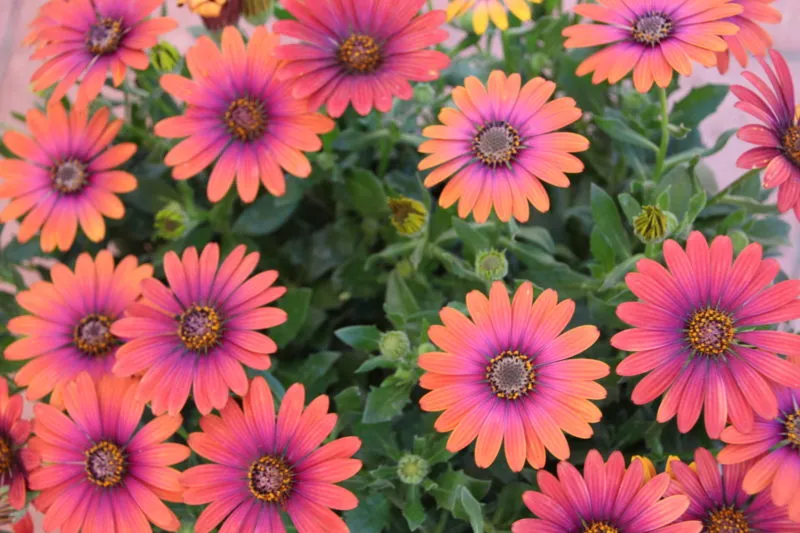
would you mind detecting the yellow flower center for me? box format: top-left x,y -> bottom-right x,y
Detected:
87,17 -> 124,55
74,314 -> 116,356
686,308 -> 735,357
338,34 -> 382,73
85,441 -> 126,487
486,350 -> 535,400
473,121 -> 521,168
225,98 -> 267,142
705,506 -> 750,533
583,522 -> 620,533
632,12 -> 673,46
0,438 -> 13,475
52,160 -> 88,194
784,411 -> 800,448
178,305 -> 221,352
783,125 -> 800,165
248,455 -> 295,504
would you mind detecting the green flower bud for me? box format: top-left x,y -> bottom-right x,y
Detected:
397,454 -> 429,485
475,249 -> 508,281
243,0 -> 271,17
149,42 -> 180,73
417,342 -> 436,356
154,202 -> 190,241
414,84 -> 435,104
633,205 -> 670,244
379,331 -> 411,361
388,196 -> 427,237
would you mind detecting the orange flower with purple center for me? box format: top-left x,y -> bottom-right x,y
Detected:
28,373 -> 189,533
28,0 -> 177,108
0,380 -> 37,512
563,0 -> 743,93
418,71 -> 588,223
0,104 -> 137,252
419,281 -> 607,471
733,50 -> 800,221
715,0 -> 781,74
613,231 -> 800,439
719,386 -> 800,522
273,0 -> 450,117
512,451 -> 702,533
670,448 -> 800,532
111,243 -> 287,416
155,27 -> 334,203
5,251 -> 152,404
182,377 -> 362,533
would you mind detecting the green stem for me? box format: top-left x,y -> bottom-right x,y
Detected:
707,170 -> 758,206
652,87 -> 670,182
432,509 -> 449,533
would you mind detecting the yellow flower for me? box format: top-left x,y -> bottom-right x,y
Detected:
447,0 -> 543,35
177,0 -> 227,18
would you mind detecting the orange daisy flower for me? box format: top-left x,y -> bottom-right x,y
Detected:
28,374 -> 189,532
418,71 -> 588,223
27,0 -> 177,108
0,104 -> 137,252
716,0 -> 781,74
563,0 -> 743,92
419,281 -> 607,471
0,379 -> 37,511
5,251 -> 152,404
155,27 -> 334,203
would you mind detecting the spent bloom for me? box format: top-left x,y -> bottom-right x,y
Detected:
388,197 -> 428,237
563,0 -> 743,92
5,251 -> 152,404
613,231 -> 800,438
419,71 -> 588,223
156,27 -> 334,203
182,377 -> 362,533
111,243 -> 287,416
0,104 -> 137,252
733,50 -> 800,220
28,0 -> 177,107
274,0 -> 450,117
715,0 -> 781,74
28,374 -> 189,532
447,0 -> 543,35
419,281 -> 607,471
0,380 -> 36,512
512,451 -> 702,533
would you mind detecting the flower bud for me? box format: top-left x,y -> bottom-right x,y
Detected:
397,454 -> 429,485
154,202 -> 190,241
243,0 -> 271,18
379,331 -> 411,361
414,84 -> 435,104
475,249 -> 508,281
633,205 -> 671,244
388,197 -> 427,237
149,42 -> 180,73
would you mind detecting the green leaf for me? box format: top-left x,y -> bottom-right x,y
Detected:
362,382 -> 411,424
600,254 -> 645,291
591,184 -> 631,259
403,485 -> 427,531
590,228 -> 615,273
355,355 -> 397,374
432,470 -> 491,512
232,182 -> 304,236
514,226 -> 555,253
455,487 -> 484,533
345,493 -> 391,533
278,351 -> 341,389
617,193 -> 642,223
385,271 -> 420,319
334,325 -> 381,351
334,386 -> 363,414
346,169 -> 387,218
269,288 -> 312,348
452,217 -> 490,259
595,116 -> 658,152
672,84 -> 729,128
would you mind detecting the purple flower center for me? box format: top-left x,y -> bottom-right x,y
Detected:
52,160 -> 88,194
87,17 -> 124,55
85,441 -> 126,487
0,438 -> 13,475
485,350 -> 535,400
705,506 -> 750,533
74,314 -> 116,356
248,455 -> 294,503
632,13 -> 673,46
473,121 -> 521,168
686,308 -> 735,357
583,522 -> 619,533
178,305 -> 222,352
338,34 -> 382,74
225,97 -> 267,142
783,125 -> 800,165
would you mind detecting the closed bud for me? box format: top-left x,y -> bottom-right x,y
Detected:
154,202 -> 190,241
243,0 -> 271,18
414,84 -> 435,104
149,42 -> 180,73
633,205 -> 674,244
475,249 -> 508,281
379,331 -> 411,361
397,454 -> 429,485
388,196 -> 427,237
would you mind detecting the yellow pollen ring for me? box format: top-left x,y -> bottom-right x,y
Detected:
783,125 -> 800,165
248,455 -> 295,504
0,438 -> 13,475
86,17 -> 124,55
338,34 -> 382,73
686,307 -> 735,357
583,521 -> 620,533
178,305 -> 222,352
485,349 -> 536,400
704,505 -> 750,533
785,411 -> 800,448
631,12 -> 673,47
225,97 -> 267,142
85,440 -> 126,488
472,121 -> 521,168
74,313 -> 116,356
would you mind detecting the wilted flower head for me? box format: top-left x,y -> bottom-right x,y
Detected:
388,197 -> 428,237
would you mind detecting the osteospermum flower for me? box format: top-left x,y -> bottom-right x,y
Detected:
563,0 -> 742,93
28,374 -> 189,532
613,231 -> 800,438
418,71 -> 588,223
718,386 -> 800,522
716,0 -> 781,74
111,243 -> 287,416
0,104 -> 137,252
447,0 -> 543,35
670,448 -> 800,532
512,451 -> 702,533
28,0 -> 177,108
155,27 -> 334,203
732,50 -> 800,220
273,0 -> 450,117
5,251 -> 152,403
182,377 -> 362,533
418,281 -> 607,471
0,380 -> 37,511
